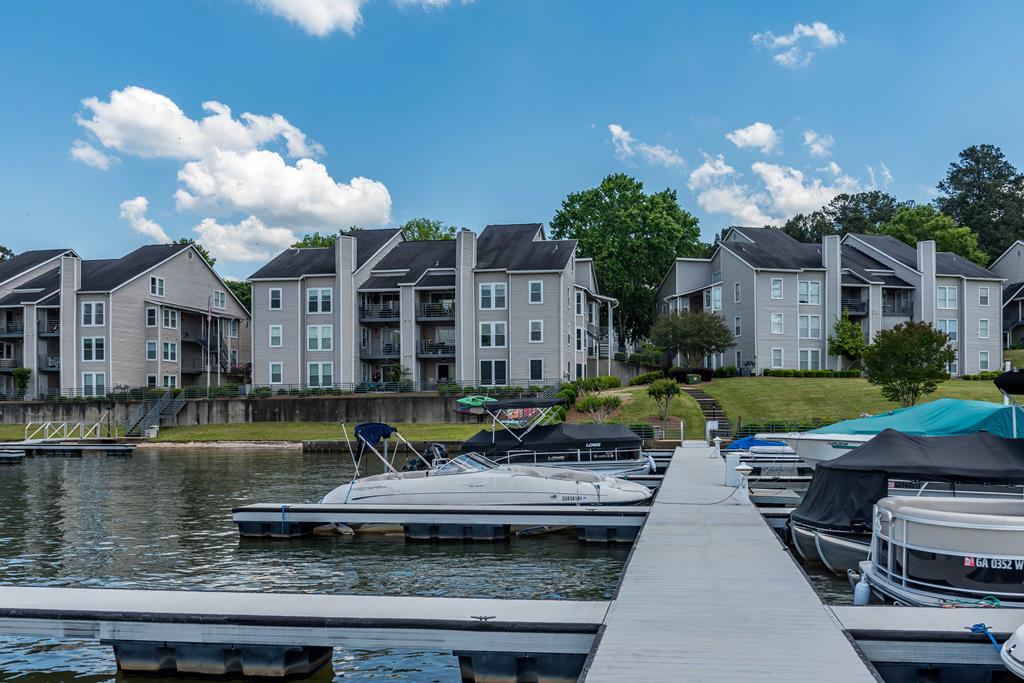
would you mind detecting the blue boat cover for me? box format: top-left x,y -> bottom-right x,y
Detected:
723,436 -> 788,451
355,422 -> 397,445
807,398 -> 1024,438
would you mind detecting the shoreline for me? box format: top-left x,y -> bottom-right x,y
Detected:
139,441 -> 304,451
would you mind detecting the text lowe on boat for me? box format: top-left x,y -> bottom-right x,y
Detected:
773,398 -> 1024,468
320,423 -> 653,507
789,430 -> 1024,575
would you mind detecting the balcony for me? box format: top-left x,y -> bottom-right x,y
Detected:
359,304 -> 400,323
882,302 -> 913,317
415,303 -> 455,321
181,358 -> 205,374
38,354 -> 60,372
840,298 -> 868,315
38,320 -> 60,336
0,358 -> 18,370
416,339 -> 455,358
0,322 -> 24,337
360,341 -> 401,360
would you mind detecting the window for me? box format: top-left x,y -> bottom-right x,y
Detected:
937,319 -> 958,343
212,291 -> 226,309
733,316 -> 741,336
529,320 -> 543,343
576,328 -> 583,351
145,340 -> 157,361
733,282 -> 741,303
269,288 -> 282,310
307,325 -> 333,351
947,355 -> 959,375
81,302 -> 104,326
798,280 -> 821,305
479,322 -> 507,348
799,349 -> 821,371
576,291 -> 583,315
979,319 -> 989,339
307,288 -> 333,313
162,375 -> 177,389
308,362 -> 334,387
576,363 -> 585,379
735,350 -> 742,366
162,341 -> 177,362
480,359 -> 507,386
146,375 -> 158,388
798,315 -> 821,339
711,286 -> 722,311
163,309 -> 178,329
980,351 -> 990,371
146,307 -> 157,327
771,313 -> 784,335
269,325 -> 283,348
980,287 -> 990,306
150,276 -> 165,297
82,337 -> 105,361
529,359 -> 544,382
771,348 -> 783,369
770,278 -> 783,300
361,327 -> 370,349
227,320 -> 239,338
269,362 -> 283,384
937,285 -> 958,309
529,281 -> 543,304
479,283 -> 507,310
82,372 -> 105,396
703,289 -> 711,310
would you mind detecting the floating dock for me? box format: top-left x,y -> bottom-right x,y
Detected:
0,439 -> 134,457
580,442 -> 875,682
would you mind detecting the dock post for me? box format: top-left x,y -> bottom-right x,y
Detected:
724,451 -> 740,486
735,463 -> 753,506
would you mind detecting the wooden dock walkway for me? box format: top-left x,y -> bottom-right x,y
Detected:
581,442 -> 875,682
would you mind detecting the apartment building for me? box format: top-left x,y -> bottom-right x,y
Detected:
249,223 -> 615,388
988,240 -> 1024,348
0,244 -> 251,397
656,227 -> 1003,375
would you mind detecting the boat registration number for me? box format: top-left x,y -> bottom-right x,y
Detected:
963,556 -> 1024,570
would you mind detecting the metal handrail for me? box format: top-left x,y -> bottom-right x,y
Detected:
882,303 -> 912,316
415,303 -> 455,318
416,339 -> 455,355
0,322 -> 24,335
38,354 -> 60,370
38,320 -> 60,335
359,304 -> 400,320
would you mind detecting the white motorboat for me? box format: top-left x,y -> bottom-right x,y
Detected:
1002,624 -> 1024,677
772,432 -> 870,468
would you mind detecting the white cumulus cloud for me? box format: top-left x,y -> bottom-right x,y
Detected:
607,123 -> 684,169
119,196 -> 171,243
725,122 -> 779,154
248,0 -> 366,37
687,153 -> 735,190
193,216 -> 297,262
802,130 -> 834,157
752,21 -> 845,68
397,0 -> 474,7
70,139 -> 117,170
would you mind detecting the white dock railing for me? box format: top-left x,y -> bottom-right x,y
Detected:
24,412 -> 114,441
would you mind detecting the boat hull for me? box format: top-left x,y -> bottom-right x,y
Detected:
790,522 -> 870,574
774,432 -> 872,468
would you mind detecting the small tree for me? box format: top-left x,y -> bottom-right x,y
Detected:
863,321 -> 956,407
577,395 -> 622,424
650,310 -> 734,367
11,367 -> 31,397
828,309 -> 868,370
647,378 -> 679,421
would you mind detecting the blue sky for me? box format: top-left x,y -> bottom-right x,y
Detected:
2,1 -> 1023,278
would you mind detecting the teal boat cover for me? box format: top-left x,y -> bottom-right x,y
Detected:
808,398 -> 1024,438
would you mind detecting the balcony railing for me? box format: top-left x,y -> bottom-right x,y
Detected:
415,303 -> 455,320
882,302 -> 913,316
359,304 -> 400,322
360,342 -> 401,359
840,298 -> 867,315
0,322 -> 24,336
38,354 -> 60,371
416,339 -> 456,357
38,320 -> 60,336
0,358 -> 17,369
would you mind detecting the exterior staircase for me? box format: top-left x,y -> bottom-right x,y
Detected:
681,386 -> 732,439
124,390 -> 188,436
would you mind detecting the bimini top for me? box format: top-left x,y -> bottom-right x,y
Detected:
791,430 -> 1024,533
355,422 -> 397,446
463,423 -> 640,457
807,398 -> 1023,438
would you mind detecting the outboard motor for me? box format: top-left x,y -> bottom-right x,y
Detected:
424,442 -> 449,467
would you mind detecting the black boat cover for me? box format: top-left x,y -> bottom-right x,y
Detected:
483,397 -> 567,411
996,369 -> 1024,396
791,430 -> 1024,533
463,423 -> 640,456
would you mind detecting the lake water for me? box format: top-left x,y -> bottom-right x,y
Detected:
0,449 -> 630,682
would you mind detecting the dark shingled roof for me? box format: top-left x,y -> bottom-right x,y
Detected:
850,233 -> 1000,278
878,274 -> 914,287
849,233 -> 917,268
80,244 -> 191,291
12,269 -> 59,292
374,240 -> 457,284
1005,282 -> 1024,304
418,272 -> 456,288
351,228 -> 402,268
936,252 -> 1000,279
720,227 -> 823,270
476,224 -> 576,271
248,229 -> 401,279
0,249 -> 71,285
360,274 -> 402,290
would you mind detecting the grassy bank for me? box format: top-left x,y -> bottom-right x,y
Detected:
1005,349 -> 1024,368
608,388 -> 705,439
0,425 -> 24,441
151,422 -> 486,443
700,377 -> 1003,425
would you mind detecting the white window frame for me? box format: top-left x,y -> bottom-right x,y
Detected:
81,301 -> 104,327
145,307 -> 157,327
162,375 -> 177,389
937,318 -> 958,343
479,359 -> 508,386
770,313 -> 784,335
479,321 -> 507,348
576,328 -> 583,351
479,283 -> 507,310
528,280 -> 544,304
979,319 -> 989,339
980,351 -> 990,371
227,319 -> 239,338
711,286 -> 722,311
529,358 -> 544,382
360,327 -> 370,349
306,325 -> 333,351
307,287 -> 333,314
703,289 -> 711,310
770,278 -> 783,300
771,347 -> 783,369
937,285 -> 958,310
162,309 -> 178,329
799,349 -> 821,371
798,314 -> 821,339
268,288 -> 283,311
734,350 -> 742,367
269,362 -> 283,385
162,341 -> 177,362
269,325 -> 283,348
798,280 -> 821,305
82,336 -> 105,362
82,372 -> 106,397
529,320 -> 543,343
734,316 -> 741,337
150,276 -> 165,297
213,290 -> 226,309
145,340 -> 157,361
733,282 -> 741,303
307,361 -> 334,387
575,291 -> 583,316
979,286 -> 990,306
146,375 -> 158,388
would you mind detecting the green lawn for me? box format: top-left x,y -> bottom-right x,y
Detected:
700,376 -> 1004,425
153,422 -> 486,443
605,387 -> 705,439
1005,349 -> 1024,369
0,425 -> 25,441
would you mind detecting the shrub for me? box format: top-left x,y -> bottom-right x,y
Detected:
714,366 -> 738,378
555,388 -> 578,405
576,395 -> 623,423
666,366 -> 688,382
693,367 -> 715,383
628,370 -> 664,386
596,375 -> 621,390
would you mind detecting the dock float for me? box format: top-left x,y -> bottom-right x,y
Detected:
0,439 -> 134,457
232,503 -> 649,542
0,586 -> 607,680
580,442 -> 875,682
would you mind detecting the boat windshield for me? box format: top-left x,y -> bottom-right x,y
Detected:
433,452 -> 499,476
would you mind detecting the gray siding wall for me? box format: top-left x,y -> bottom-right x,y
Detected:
754,271 -> 800,371
252,281 -> 301,385
510,272 -> 561,382
992,242 -> 1024,283
959,278 -> 1003,374
454,231 -> 476,384
474,272 -> 510,381
58,256 -> 80,389
717,250 -> 754,369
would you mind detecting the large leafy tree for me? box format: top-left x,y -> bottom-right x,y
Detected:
650,310 -> 734,368
173,238 -> 216,266
780,191 -> 907,242
877,205 -> 987,264
0,245 -> 12,262
401,218 -> 457,241
934,144 -> 1024,260
863,321 -> 956,407
225,279 -> 252,312
550,174 -> 702,341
